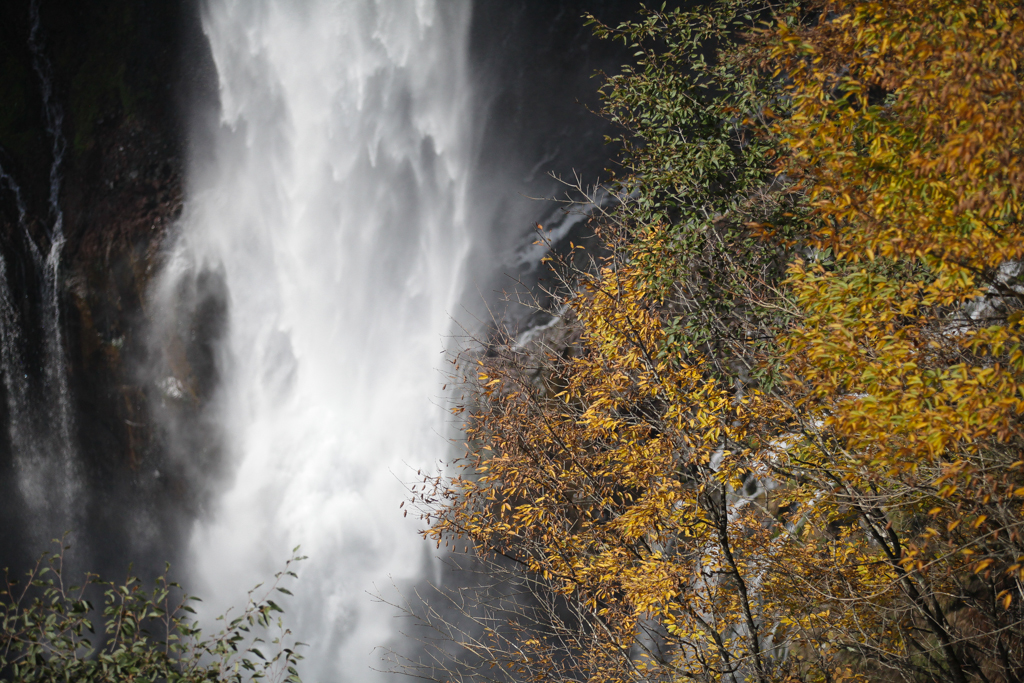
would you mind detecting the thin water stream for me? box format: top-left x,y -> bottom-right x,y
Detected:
0,0 -> 81,548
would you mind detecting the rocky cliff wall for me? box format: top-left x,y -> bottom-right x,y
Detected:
0,0 -> 215,577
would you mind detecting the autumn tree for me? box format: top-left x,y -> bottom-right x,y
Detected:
771,0 -> 1024,679
414,1 -> 1024,682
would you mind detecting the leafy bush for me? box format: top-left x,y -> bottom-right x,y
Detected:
0,541 -> 304,682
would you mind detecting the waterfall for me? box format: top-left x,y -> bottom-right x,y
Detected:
163,2 -> 474,680
0,0 -> 80,544
0,166 -> 32,475
28,0 -> 74,459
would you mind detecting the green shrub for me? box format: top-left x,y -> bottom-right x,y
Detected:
0,541 -> 304,682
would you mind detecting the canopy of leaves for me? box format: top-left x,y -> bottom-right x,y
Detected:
420,1 -> 1024,682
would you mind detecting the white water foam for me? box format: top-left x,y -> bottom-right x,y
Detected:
166,2 -> 474,680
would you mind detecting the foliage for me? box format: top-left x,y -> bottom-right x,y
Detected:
416,1 -> 1024,682
0,542 -> 305,682
771,0 -> 1024,679
588,0 -> 806,386
425,263 -> 798,683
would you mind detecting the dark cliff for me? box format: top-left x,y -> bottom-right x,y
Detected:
0,0 -> 215,576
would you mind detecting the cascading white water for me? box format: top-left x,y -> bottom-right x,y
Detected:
165,2 -> 474,680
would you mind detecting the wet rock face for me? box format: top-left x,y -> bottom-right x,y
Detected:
63,113 -> 188,574
0,0 -> 189,208
0,0 -> 208,577
66,112 -> 183,465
